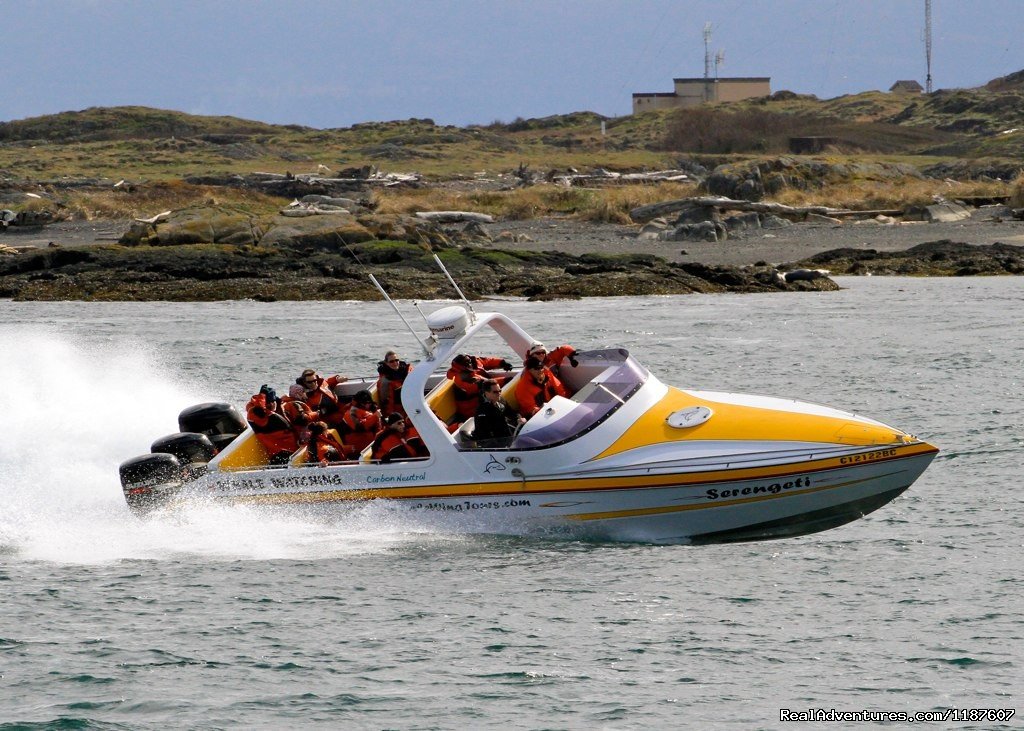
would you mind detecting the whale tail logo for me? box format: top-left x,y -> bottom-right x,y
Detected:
483,456 -> 506,473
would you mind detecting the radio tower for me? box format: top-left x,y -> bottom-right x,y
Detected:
703,23 -> 713,101
924,0 -> 933,93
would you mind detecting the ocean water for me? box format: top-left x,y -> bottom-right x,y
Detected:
0,278 -> 1020,729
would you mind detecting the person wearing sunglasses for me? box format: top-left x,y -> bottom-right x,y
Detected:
376,350 -> 412,418
515,356 -> 569,419
523,341 -> 579,372
294,368 -> 348,426
472,378 -> 525,446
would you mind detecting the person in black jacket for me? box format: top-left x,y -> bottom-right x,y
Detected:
472,379 -> 525,447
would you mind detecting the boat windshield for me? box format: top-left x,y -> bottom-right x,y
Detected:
510,348 -> 648,449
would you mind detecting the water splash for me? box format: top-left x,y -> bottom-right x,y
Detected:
0,328 -> 433,564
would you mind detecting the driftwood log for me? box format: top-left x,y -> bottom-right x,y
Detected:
629,196 -> 902,223
415,211 -> 495,224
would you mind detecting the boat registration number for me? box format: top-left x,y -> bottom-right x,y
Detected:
839,448 -> 897,465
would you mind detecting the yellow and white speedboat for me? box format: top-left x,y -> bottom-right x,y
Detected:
119,303 -> 937,544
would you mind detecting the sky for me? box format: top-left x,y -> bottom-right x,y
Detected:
2,0 -> 1020,129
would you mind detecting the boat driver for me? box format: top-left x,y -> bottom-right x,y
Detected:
473,378 -> 525,447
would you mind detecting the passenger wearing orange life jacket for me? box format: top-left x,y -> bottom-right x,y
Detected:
447,353 -> 514,420
281,384 -> 316,445
306,421 -> 353,465
523,341 -> 579,373
376,351 -> 412,418
371,413 -> 429,463
343,390 -> 382,454
515,356 -> 570,419
246,385 -> 298,464
296,368 -> 348,426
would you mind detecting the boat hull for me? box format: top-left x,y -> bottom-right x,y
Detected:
159,443 -> 936,545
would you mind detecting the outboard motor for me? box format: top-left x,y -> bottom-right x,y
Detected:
118,452 -> 183,515
151,432 -> 217,465
178,402 -> 246,439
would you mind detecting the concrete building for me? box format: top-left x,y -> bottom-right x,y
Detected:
633,77 -> 771,114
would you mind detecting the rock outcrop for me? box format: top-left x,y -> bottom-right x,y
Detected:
0,240 -> 839,302
789,240 -> 1024,275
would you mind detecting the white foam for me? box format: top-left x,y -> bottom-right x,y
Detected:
0,328 -> 442,564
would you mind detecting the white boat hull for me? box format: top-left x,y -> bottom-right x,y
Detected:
158,442 -> 935,544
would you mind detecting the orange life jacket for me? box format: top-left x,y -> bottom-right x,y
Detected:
246,394 -> 298,456
447,356 -> 507,419
308,428 -> 352,463
376,360 -> 412,417
343,404 -> 382,453
371,425 -> 427,463
301,375 -> 344,415
514,368 -> 569,418
525,345 -> 576,370
281,397 -> 315,444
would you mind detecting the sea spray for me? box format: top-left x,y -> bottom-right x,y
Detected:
0,327 -> 444,563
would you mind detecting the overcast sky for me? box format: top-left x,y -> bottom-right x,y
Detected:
2,0 -> 1019,128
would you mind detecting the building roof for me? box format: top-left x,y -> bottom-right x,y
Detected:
672,77 -> 771,83
890,80 -> 924,92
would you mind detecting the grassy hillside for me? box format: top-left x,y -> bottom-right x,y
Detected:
2,75 -> 1022,183
1,72 -> 1022,221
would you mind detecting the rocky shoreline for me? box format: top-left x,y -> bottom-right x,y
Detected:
0,240 -> 840,302
2,200 -> 1023,302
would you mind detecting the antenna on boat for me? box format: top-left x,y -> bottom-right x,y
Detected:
432,254 -> 476,321
411,300 -> 433,328
369,274 -> 434,357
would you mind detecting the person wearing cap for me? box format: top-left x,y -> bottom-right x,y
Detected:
376,350 -> 412,418
523,341 -> 579,372
447,352 -> 514,420
473,378 -> 525,446
515,356 -> 570,419
306,420 -> 353,465
371,413 -> 428,463
343,389 -> 382,454
246,385 -> 298,464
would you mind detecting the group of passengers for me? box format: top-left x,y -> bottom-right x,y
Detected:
452,341 -> 578,447
245,340 -> 579,464
245,352 -> 425,466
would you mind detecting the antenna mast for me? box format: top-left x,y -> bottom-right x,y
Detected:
924,0 -> 933,93
703,22 -> 713,101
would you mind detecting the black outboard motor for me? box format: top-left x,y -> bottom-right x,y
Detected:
178,402 -> 247,451
151,432 -> 217,464
118,452 -> 184,515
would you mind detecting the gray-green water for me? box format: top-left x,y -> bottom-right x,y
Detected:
1,278 -> 1020,728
